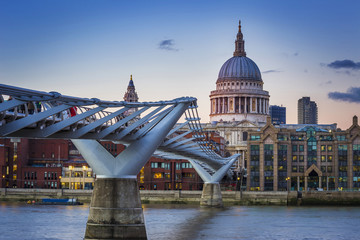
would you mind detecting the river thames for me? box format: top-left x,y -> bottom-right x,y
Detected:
1,202 -> 360,240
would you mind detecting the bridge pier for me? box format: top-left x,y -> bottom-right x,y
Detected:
200,182 -> 223,207
84,177 -> 147,240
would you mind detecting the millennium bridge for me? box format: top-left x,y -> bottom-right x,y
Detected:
0,84 -> 239,239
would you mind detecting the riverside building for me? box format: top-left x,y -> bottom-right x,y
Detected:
246,116 -> 360,191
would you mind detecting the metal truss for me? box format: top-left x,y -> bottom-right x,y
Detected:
0,84 -> 238,182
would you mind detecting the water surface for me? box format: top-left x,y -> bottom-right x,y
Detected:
1,202 -> 359,240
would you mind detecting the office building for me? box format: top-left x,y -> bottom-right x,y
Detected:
269,105 -> 286,125
298,97 -> 318,124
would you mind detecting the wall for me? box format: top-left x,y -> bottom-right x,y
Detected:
1,188 -> 360,206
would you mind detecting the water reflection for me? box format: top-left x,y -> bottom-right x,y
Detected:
0,202 -> 359,240
144,204 -> 223,240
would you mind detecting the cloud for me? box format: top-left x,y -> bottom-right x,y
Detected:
328,87 -> 360,103
158,39 -> 178,51
262,69 -> 282,74
327,60 -> 360,70
319,80 -> 332,86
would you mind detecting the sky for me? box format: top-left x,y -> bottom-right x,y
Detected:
1,0 -> 360,129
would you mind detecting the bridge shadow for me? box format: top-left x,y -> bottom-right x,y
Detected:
143,204 -> 224,240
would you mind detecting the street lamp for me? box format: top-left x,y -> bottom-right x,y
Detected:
286,177 -> 290,193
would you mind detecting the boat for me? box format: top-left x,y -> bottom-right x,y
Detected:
36,198 -> 83,205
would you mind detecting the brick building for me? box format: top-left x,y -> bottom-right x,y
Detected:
0,134 -> 225,190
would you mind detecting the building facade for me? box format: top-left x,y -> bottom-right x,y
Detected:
247,116 -> 360,191
269,105 -> 286,125
298,97 -> 318,124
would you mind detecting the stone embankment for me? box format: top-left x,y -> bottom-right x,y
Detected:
1,188 -> 360,206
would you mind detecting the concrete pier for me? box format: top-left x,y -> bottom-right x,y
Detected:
200,183 -> 223,207
84,178 -> 147,240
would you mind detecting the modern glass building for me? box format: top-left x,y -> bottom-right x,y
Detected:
247,116 -> 360,191
269,105 -> 286,125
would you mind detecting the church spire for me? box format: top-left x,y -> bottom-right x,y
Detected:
128,75 -> 135,89
124,75 -> 138,102
233,20 -> 246,57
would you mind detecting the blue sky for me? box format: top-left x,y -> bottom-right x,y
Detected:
1,0 -> 359,129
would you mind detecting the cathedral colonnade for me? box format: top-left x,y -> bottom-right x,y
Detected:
211,96 -> 269,115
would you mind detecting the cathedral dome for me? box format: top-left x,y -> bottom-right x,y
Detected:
218,56 -> 262,81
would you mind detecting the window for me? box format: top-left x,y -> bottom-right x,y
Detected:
327,145 -> 333,152
299,145 -> 304,152
153,173 -> 163,179
151,162 -> 161,168
299,166 -> 304,173
243,132 -> 248,141
337,135 -> 346,141
183,173 -> 194,178
292,145 -> 297,152
181,162 -> 193,168
321,155 -> 326,162
321,166 -> 326,172
327,155 -> 333,162
292,166 -> 297,172
250,135 -> 260,140
292,156 -> 297,162
321,145 -> 326,152
164,163 -> 171,170
278,135 -> 288,141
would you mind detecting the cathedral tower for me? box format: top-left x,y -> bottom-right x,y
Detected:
209,21 -> 270,123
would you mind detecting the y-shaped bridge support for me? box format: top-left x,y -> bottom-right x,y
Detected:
73,102 -> 190,240
190,158 -> 238,207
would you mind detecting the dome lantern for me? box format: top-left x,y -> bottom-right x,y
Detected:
233,20 -> 246,57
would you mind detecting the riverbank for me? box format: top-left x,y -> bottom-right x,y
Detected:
1,188 -> 360,206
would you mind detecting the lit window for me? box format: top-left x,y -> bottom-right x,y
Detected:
321,145 -> 326,152
153,173 -> 163,179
